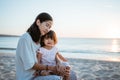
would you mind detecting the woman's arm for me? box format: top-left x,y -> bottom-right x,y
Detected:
32,63 -> 56,72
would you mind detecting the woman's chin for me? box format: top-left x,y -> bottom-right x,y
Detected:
41,33 -> 45,36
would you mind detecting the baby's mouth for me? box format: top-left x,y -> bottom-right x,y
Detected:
47,43 -> 51,44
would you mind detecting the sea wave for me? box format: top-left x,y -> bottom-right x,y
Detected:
59,50 -> 120,54
0,47 -> 120,54
0,47 -> 16,50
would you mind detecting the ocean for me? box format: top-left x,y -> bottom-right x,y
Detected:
0,36 -> 120,62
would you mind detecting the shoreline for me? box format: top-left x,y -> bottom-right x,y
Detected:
0,52 -> 15,56
62,52 -> 120,62
1,52 -> 120,62
1,49 -> 120,62
0,52 -> 120,80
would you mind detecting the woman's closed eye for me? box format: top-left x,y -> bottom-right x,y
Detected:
46,23 -> 51,29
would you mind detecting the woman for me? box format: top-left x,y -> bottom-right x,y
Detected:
15,12 -> 77,80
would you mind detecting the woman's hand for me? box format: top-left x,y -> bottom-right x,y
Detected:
65,66 -> 70,77
56,64 -> 70,77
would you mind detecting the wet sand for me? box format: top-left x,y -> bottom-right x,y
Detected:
0,53 -> 120,80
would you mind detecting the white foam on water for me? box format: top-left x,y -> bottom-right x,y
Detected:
61,52 -> 120,62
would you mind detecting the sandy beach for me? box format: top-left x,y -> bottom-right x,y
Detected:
0,53 -> 120,80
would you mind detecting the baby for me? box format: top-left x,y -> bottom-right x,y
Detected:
34,30 -> 70,80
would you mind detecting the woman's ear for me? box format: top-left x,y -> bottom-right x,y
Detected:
36,19 -> 41,26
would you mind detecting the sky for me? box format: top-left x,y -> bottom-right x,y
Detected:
0,0 -> 120,38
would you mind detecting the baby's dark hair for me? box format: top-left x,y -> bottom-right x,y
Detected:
40,30 -> 57,47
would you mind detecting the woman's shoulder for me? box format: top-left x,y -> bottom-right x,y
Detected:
21,32 -> 30,38
20,32 -> 31,40
19,32 -> 32,43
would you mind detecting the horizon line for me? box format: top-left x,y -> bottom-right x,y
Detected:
0,34 -> 120,39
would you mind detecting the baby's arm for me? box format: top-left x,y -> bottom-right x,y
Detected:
57,52 -> 68,62
36,51 -> 42,64
56,52 -> 71,67
56,53 -> 70,80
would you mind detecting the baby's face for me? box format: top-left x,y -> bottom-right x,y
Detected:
44,38 -> 55,47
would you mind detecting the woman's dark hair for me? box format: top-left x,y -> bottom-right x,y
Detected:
40,30 -> 57,47
27,12 -> 53,42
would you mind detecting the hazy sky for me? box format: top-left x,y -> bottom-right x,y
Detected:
0,0 -> 120,38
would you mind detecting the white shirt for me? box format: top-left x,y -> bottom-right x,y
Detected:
39,47 -> 70,67
15,32 -> 40,80
39,46 -> 58,66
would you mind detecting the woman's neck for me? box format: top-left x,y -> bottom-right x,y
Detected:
35,41 -> 40,45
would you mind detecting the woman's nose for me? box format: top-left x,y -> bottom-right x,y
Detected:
46,28 -> 50,32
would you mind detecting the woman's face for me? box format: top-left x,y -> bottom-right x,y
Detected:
37,20 -> 53,36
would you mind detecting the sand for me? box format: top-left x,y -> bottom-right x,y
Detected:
0,53 -> 16,80
0,53 -> 120,80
